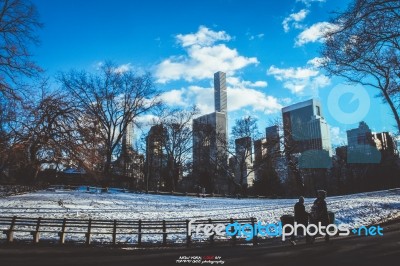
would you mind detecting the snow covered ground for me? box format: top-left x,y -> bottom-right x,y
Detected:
0,187 -> 399,227
0,187 -> 399,244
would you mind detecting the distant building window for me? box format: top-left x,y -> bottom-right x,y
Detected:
316,105 -> 321,116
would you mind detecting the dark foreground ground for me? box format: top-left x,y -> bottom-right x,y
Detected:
0,218 -> 399,266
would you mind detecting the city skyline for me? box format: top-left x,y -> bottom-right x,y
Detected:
0,1 -> 399,263
30,0 -> 398,147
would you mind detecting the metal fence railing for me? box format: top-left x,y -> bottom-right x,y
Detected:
0,216 -> 260,246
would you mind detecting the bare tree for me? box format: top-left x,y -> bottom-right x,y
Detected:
0,94 -> 18,179
0,0 -> 42,100
192,115 -> 263,195
231,116 -> 259,140
229,116 -> 261,194
262,117 -> 306,196
321,0 -> 400,133
145,106 -> 199,191
0,0 -> 42,180
59,62 -> 160,179
192,119 -> 229,194
8,86 -> 76,181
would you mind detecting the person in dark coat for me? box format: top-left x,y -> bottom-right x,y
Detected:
291,196 -> 308,243
295,196 -> 308,233
309,190 -> 330,243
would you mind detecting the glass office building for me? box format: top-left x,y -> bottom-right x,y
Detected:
282,99 -> 332,156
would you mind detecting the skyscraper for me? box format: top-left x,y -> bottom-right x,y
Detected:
122,121 -> 134,152
193,113 -> 227,164
146,124 -> 168,190
254,126 -> 287,183
372,132 -> 396,156
282,99 -> 332,156
265,125 -> 280,156
214,71 -> 227,113
347,121 -> 374,149
346,121 -> 391,164
254,138 -> 268,166
234,136 -> 254,187
114,120 -> 144,186
193,71 -> 228,193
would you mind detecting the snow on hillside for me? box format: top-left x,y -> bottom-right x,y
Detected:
0,187 -> 399,230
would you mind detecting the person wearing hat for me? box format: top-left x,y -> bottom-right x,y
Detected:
309,190 -> 330,243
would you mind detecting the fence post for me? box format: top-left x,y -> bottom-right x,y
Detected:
162,220 -> 167,246
86,218 -> 92,246
138,220 -> 142,247
251,217 -> 258,246
32,217 -> 41,244
59,218 -> 67,244
186,219 -> 191,247
5,216 -> 17,243
112,220 -> 117,245
208,219 -> 214,245
113,220 -> 117,245
230,218 -> 236,246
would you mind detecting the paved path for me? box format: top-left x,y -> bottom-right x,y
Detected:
1,219 -> 399,266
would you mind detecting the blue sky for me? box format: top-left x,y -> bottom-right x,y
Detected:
31,0 -> 396,147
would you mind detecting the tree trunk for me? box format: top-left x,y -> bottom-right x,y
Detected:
382,89 -> 400,134
104,151 -> 112,177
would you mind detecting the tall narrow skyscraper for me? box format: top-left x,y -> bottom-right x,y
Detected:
193,71 -> 228,193
214,71 -> 227,113
122,121 -> 134,152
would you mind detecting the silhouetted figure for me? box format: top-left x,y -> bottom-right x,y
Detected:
309,190 -> 330,243
291,196 -> 308,244
295,196 -> 308,233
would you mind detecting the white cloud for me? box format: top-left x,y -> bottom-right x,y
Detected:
330,126 -> 347,145
159,82 -> 281,116
187,85 -> 215,114
135,114 -> 159,127
282,9 -> 309,33
307,57 -> 328,68
155,26 -> 259,83
155,26 -> 280,117
225,77 -> 281,113
160,89 -> 187,107
295,22 -> 339,46
267,61 -> 330,95
311,75 -> 330,89
227,77 -> 267,88
176,25 -> 231,47
296,0 -> 325,5
267,66 -> 319,80
248,33 -> 265,41
281,98 -> 293,105
251,81 -> 268,87
228,87 -> 282,114
113,63 -> 132,73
